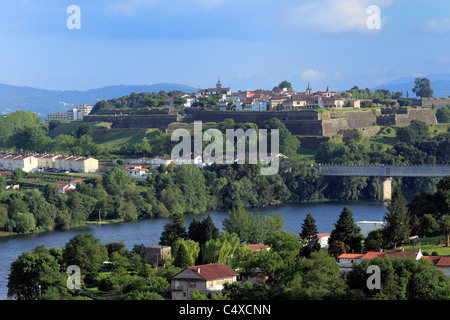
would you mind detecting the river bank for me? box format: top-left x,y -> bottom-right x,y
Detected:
0,200 -> 387,299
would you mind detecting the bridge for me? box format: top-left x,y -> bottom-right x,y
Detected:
312,164 -> 450,201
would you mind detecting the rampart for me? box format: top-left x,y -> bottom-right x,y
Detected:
84,107 -> 437,136
410,98 -> 450,108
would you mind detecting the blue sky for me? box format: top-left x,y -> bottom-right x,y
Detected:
0,0 -> 449,92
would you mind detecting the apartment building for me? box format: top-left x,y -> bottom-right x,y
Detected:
46,104 -> 92,122
0,154 -> 39,173
54,156 -> 99,173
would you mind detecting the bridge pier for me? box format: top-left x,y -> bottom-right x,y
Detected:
381,177 -> 392,201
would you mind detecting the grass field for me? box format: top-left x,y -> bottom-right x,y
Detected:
297,147 -> 316,164
370,126 -> 398,147
47,120 -> 85,139
48,120 -> 159,148
403,235 -> 450,256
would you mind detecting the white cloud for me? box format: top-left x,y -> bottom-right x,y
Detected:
286,0 -> 391,34
301,69 -> 326,81
422,17 -> 450,35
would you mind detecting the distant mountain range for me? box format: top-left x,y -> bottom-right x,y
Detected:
0,83 -> 197,118
372,74 -> 450,98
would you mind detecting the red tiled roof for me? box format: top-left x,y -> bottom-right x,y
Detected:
383,250 -> 419,259
246,244 -> 270,251
361,252 -> 386,259
339,250 -> 421,261
187,264 -> 238,281
436,256 -> 450,266
424,256 -> 450,266
338,254 -> 365,259
316,233 -> 330,238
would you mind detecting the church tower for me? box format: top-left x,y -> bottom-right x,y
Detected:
306,82 -> 312,95
216,77 -> 222,88
325,85 -> 331,98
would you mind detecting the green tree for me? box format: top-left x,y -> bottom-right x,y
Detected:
173,239 -> 195,268
418,214 -> 440,237
75,123 -> 92,138
436,105 -> 450,123
10,168 -> 24,185
439,215 -> 450,247
273,80 -> 293,91
299,212 -> 320,258
102,164 -> 132,196
364,229 -> 384,251
288,250 -> 347,300
191,289 -> 208,300
9,126 -> 50,153
14,212 -> 36,233
159,211 -> 188,246
222,207 -> 253,242
175,165 -> 208,214
382,187 -> 411,249
7,249 -> 68,300
412,77 -> 433,98
328,206 -> 364,255
188,214 -> 219,245
173,97 -> 188,107
62,233 -> 108,273
396,120 -> 430,145
261,118 -> 300,158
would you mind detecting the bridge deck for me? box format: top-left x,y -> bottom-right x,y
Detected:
312,164 -> 450,178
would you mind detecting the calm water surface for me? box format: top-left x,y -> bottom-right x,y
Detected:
0,200 -> 387,300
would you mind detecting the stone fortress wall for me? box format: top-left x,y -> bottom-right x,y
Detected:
84,106 -> 437,137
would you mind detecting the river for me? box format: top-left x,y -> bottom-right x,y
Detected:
0,200 -> 387,300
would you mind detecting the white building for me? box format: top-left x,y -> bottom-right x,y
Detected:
68,104 -> 93,120
0,154 -> 39,173
125,166 -> 150,179
172,153 -> 203,166
235,99 -> 268,111
58,179 -> 84,194
316,233 -> 330,248
149,157 -> 173,168
54,156 -> 98,173
356,221 -> 385,237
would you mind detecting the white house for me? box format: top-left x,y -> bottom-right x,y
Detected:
123,165 -> 150,179
235,99 -> 268,111
172,153 -> 203,166
149,157 -> 173,168
58,179 -> 84,194
316,233 -> 330,248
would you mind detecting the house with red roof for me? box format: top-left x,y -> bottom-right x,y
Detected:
122,165 -> 150,179
338,249 -> 424,272
170,263 -> 238,300
337,249 -> 450,277
423,255 -> 450,277
316,233 -> 331,248
58,179 -> 85,194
